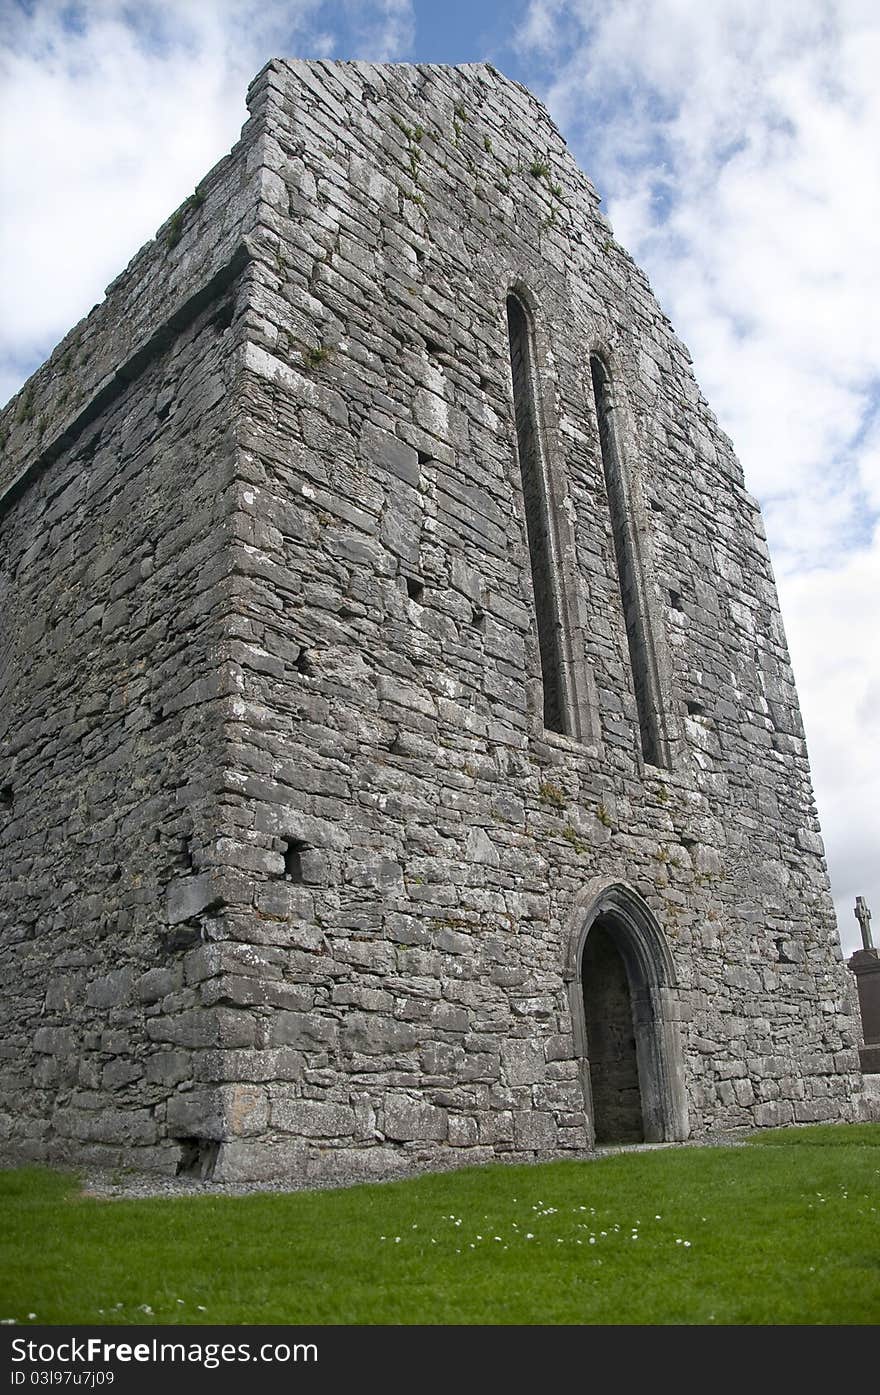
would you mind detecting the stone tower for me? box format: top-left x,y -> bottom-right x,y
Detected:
0,60 -> 865,1181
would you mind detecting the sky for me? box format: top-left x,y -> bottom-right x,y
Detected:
0,0 -> 877,955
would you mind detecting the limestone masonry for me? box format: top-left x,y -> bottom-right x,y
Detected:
0,60 -> 869,1182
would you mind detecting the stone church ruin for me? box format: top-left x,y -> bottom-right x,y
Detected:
0,60 -> 867,1181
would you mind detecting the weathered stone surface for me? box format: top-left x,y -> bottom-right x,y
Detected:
166,875 -> 222,927
0,57 -> 865,1182
271,1097 -> 356,1138
86,970 -> 133,1009
382,1094 -> 448,1143
166,1090 -> 226,1140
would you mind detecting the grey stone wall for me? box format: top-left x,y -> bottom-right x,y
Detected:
0,92 -> 268,1170
0,58 -> 866,1182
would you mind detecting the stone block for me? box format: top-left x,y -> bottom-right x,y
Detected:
340,1016 -> 420,1055
361,424 -> 420,487
448,1115 -> 479,1146
86,969 -> 133,1009
269,1011 -> 338,1050
101,1058 -> 142,1090
754,1100 -> 794,1128
502,1041 -> 544,1087
32,1027 -> 77,1055
135,967 -> 183,1003
382,1094 -> 447,1142
166,1089 -> 226,1140
145,1050 -> 192,1086
166,874 -> 222,926
513,1111 -> 558,1150
272,1096 -> 356,1138
226,1084 -> 269,1137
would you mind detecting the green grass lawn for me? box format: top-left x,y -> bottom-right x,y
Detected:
2,1125 -> 878,1325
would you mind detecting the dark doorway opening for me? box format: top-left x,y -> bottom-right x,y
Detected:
568,882 -> 689,1147
582,917 -> 644,1143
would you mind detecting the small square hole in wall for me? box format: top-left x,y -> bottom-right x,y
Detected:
0,786 -> 12,811
405,576 -> 424,603
283,839 -> 310,883
470,606 -> 486,631
175,1137 -> 220,1179
294,648 -> 314,676
669,589 -> 684,612
686,700 -> 705,716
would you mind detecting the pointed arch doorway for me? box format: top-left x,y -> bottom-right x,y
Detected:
565,880 -> 689,1146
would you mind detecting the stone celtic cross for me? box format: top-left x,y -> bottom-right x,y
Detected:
855,896 -> 874,951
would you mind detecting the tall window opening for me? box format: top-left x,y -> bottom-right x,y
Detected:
590,355 -> 664,767
506,294 -> 567,734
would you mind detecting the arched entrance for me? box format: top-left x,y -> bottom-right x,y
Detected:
565,880 -> 689,1146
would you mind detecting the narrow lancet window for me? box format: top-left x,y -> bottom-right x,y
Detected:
506,294 -> 567,734
590,355 -> 665,767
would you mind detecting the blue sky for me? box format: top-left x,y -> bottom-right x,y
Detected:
1,0 -> 878,953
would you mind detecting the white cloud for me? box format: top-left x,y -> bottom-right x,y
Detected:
517,0 -> 880,954
781,545 -> 880,953
343,0 -> 415,60
0,0 -> 414,404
